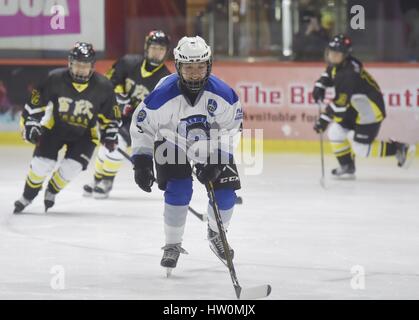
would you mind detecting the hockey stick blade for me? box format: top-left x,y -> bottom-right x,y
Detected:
235,196 -> 243,204
188,206 -> 208,221
237,284 -> 272,300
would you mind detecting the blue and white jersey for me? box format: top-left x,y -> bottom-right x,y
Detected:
130,73 -> 243,163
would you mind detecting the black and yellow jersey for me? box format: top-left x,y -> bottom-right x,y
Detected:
316,56 -> 385,125
106,54 -> 171,107
22,68 -> 121,144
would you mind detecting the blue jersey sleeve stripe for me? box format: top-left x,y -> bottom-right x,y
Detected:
205,75 -> 239,105
144,74 -> 181,110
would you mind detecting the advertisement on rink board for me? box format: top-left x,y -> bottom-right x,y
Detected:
0,0 -> 104,50
0,62 -> 419,144
212,63 -> 419,144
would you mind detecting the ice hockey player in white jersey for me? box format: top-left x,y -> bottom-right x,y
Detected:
130,36 -> 243,273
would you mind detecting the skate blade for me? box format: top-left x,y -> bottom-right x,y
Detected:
401,145 -> 416,170
166,268 -> 173,278
331,174 -> 356,181
13,208 -> 24,214
44,201 -> 54,213
83,191 -> 93,198
93,193 -> 109,199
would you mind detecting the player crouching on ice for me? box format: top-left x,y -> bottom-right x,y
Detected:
313,34 -> 416,179
130,36 -> 243,274
14,42 -> 121,213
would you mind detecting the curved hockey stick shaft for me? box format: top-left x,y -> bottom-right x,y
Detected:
206,181 -> 271,299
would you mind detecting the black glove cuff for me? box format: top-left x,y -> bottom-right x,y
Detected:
132,154 -> 153,169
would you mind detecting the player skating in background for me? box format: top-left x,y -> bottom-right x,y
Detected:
83,30 -> 171,198
14,42 -> 121,213
313,34 -> 416,179
130,36 -> 243,274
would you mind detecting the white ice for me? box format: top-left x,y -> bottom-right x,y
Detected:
0,145 -> 419,299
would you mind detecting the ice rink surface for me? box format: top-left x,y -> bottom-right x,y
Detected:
0,145 -> 418,300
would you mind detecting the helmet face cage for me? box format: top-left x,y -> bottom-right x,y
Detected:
174,36 -> 212,93
176,59 -> 212,93
144,30 -> 170,66
68,42 -> 96,83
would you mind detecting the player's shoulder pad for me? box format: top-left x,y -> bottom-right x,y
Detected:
143,73 -> 181,110
47,67 -> 68,79
41,68 -> 68,87
205,75 -> 239,105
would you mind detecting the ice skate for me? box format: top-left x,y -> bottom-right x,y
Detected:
83,179 -> 99,197
93,179 -> 113,199
160,243 -> 188,277
44,189 -> 56,212
208,226 -> 234,265
13,196 -> 32,214
331,163 -> 356,180
395,142 -> 416,169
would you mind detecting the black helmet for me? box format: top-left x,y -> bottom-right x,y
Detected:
68,42 -> 96,83
144,30 -> 170,66
328,34 -> 353,55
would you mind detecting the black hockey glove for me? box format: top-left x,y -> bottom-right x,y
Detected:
313,113 -> 332,133
312,84 -> 326,103
133,154 -> 155,193
195,151 -> 229,185
24,117 -> 42,144
102,125 -> 119,152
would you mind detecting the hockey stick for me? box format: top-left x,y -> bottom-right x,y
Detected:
116,147 -> 208,221
206,181 -> 271,299
317,102 -> 326,189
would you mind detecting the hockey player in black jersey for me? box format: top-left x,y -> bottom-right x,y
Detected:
83,30 -> 171,198
13,42 -> 121,213
313,34 -> 416,179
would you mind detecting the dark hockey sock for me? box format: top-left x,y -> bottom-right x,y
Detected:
47,169 -> 70,195
23,181 -> 42,201
46,181 -> 60,195
369,141 -> 398,157
22,168 -> 47,201
380,141 -> 397,156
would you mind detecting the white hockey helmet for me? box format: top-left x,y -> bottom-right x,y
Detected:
173,36 -> 212,92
